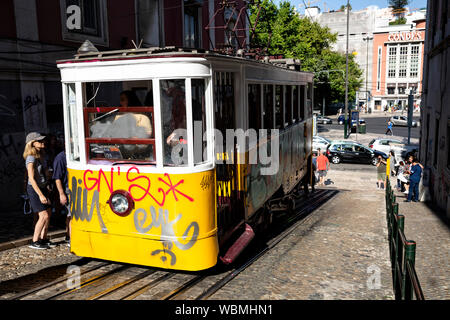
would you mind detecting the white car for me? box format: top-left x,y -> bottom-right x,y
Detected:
390,115 -> 418,127
313,136 -> 331,153
369,138 -> 419,162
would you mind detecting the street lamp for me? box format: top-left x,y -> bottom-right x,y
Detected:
363,35 -> 373,114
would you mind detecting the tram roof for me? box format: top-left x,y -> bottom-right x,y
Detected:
56,46 -> 313,75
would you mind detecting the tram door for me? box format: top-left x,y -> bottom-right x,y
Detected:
214,72 -> 245,246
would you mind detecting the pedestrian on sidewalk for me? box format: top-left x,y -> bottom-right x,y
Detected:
385,120 -> 393,136
397,161 -> 408,192
23,132 -> 53,250
376,155 -> 387,189
316,151 -> 330,186
53,149 -> 71,246
405,157 -> 423,203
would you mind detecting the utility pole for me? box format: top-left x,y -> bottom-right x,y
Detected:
344,0 -> 350,139
363,35 -> 373,114
323,96 -> 325,116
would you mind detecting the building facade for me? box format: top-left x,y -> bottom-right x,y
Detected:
419,0 -> 449,216
0,0 -> 247,212
307,6 -> 426,112
370,20 -> 426,112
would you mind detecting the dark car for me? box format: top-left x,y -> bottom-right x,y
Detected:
326,141 -> 388,165
316,115 -> 333,124
337,115 -> 366,127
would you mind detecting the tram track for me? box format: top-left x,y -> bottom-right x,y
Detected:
5,189 -> 337,301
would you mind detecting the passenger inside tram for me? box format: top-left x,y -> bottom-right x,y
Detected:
89,89 -> 154,161
161,79 -> 188,165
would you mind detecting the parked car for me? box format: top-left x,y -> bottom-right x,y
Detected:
337,115 -> 366,127
316,115 -> 333,124
368,138 -> 419,162
313,135 -> 331,153
390,115 -> 418,127
327,141 -> 388,165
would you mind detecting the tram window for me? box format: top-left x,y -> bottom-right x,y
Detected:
284,86 -> 292,126
160,79 -> 188,166
66,83 -> 80,161
293,85 -> 299,122
263,84 -> 274,129
306,82 -> 313,118
300,85 -> 305,120
192,78 -> 207,164
248,84 -> 262,131
83,80 -> 156,163
275,85 -> 283,129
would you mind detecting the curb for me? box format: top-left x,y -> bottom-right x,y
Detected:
0,230 -> 66,253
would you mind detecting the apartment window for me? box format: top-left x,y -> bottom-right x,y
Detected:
184,0 -> 201,48
410,45 -> 420,78
61,0 -> 108,46
387,87 -> 395,95
388,46 -> 397,78
398,86 -> 406,94
398,46 -> 408,78
137,0 -> 163,47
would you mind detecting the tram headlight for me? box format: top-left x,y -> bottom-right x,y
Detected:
107,190 -> 134,217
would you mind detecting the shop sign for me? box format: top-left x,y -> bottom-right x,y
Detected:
388,31 -> 422,42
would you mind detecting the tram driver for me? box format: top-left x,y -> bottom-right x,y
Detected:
89,90 -> 154,160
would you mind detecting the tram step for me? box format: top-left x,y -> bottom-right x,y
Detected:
220,223 -> 255,265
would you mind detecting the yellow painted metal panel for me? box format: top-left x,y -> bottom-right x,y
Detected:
68,167 -> 218,271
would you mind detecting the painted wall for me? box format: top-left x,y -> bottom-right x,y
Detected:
419,0 -> 450,216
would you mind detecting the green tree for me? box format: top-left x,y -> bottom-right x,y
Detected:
339,3 -> 352,11
249,1 -> 362,104
389,0 -> 410,21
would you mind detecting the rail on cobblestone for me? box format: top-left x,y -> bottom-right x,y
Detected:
385,180 -> 425,300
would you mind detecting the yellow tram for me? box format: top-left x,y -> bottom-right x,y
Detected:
57,47 -> 314,271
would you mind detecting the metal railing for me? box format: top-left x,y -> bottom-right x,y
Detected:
385,179 -> 425,300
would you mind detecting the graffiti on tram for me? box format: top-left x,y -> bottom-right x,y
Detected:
69,166 -> 200,265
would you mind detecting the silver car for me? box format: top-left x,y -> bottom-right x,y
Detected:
313,136 -> 331,153
390,115 -> 418,127
369,138 -> 419,162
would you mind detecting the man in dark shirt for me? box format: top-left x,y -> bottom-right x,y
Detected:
52,150 -> 71,245
405,157 -> 423,202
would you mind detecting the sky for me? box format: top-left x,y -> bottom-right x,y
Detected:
277,0 -> 428,13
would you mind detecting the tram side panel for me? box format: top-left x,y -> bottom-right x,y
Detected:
67,167 -> 219,271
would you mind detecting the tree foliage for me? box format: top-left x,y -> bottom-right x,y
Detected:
249,0 -> 363,104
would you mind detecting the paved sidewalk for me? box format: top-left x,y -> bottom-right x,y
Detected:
211,166 -> 394,300
392,181 -> 450,300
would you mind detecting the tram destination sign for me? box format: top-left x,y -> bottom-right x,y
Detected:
387,31 -> 422,43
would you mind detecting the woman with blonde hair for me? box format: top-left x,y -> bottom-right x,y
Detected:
23,132 -> 55,249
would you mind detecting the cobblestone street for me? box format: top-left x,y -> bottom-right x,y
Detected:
210,165 -> 395,300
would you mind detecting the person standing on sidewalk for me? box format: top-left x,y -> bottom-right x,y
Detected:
316,151 -> 330,186
405,157 -> 423,203
376,155 -> 387,189
23,132 -> 53,249
53,150 -> 71,246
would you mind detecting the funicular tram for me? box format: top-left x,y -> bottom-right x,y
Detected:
57,46 -> 314,271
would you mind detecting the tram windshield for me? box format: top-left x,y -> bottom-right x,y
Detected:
70,78 -> 209,166
83,80 -> 155,163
